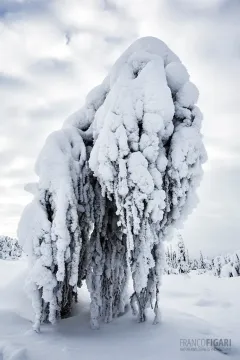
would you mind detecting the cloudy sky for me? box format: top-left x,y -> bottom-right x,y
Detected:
0,0 -> 239,256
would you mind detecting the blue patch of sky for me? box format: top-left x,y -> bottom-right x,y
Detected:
0,0 -> 51,18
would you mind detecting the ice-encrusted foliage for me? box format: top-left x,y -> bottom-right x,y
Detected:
86,183 -> 128,328
18,127 -> 94,331
89,38 -> 206,323
18,37 -> 206,330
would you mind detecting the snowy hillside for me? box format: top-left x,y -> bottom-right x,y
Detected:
0,259 -> 239,360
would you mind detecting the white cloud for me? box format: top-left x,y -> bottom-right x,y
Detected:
0,0 -> 239,256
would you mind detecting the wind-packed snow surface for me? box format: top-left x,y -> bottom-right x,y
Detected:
0,260 -> 239,360
18,37 -> 207,330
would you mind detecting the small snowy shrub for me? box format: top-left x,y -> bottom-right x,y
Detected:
0,236 -> 22,260
18,37 -> 207,330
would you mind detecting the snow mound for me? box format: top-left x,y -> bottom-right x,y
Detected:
0,260 -> 240,359
0,343 -> 28,360
0,260 -> 33,322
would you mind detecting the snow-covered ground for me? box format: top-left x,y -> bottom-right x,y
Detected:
0,259 -> 239,360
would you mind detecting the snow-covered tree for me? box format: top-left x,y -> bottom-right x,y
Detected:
11,238 -> 22,258
232,252 -> 240,276
191,259 -> 199,271
0,236 -> 10,259
199,251 -> 206,271
164,246 -> 172,274
221,253 -> 239,277
18,37 -> 207,330
213,255 -> 225,277
172,250 -> 178,270
221,263 -> 235,277
0,236 -> 22,260
204,257 -> 213,271
176,235 -> 189,274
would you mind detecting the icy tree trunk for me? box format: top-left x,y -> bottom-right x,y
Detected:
100,202 -> 128,322
87,183 -> 128,328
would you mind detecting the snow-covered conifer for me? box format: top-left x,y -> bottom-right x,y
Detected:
204,257 -> 213,271
0,236 -> 22,260
199,251 -> 206,270
232,252 -> 240,276
177,236 -> 189,274
213,256 -> 224,277
18,37 -> 206,329
191,259 -> 199,271
164,246 -> 172,274
0,236 -> 10,259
